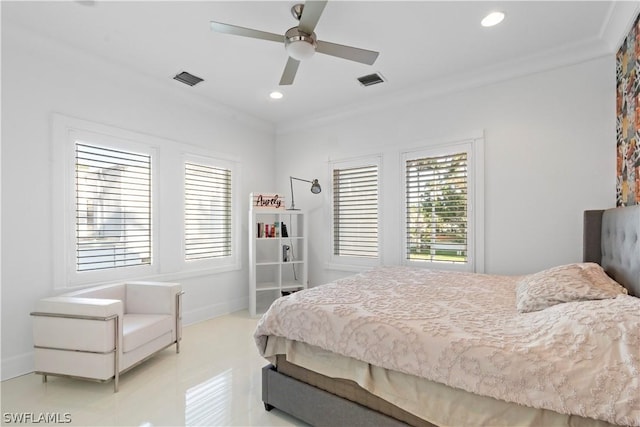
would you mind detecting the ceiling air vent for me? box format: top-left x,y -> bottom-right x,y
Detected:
173,71 -> 204,87
357,72 -> 385,87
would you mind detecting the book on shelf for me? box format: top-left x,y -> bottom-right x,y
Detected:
256,221 -> 287,238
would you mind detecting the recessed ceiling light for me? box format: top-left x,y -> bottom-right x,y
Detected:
481,11 -> 505,27
269,91 -> 284,100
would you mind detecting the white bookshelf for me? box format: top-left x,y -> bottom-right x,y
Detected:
249,207 -> 307,316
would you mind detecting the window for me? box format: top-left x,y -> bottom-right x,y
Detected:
403,137 -> 483,272
53,114 -> 241,289
330,157 -> 380,265
184,161 -> 232,261
405,151 -> 467,263
75,143 -> 152,271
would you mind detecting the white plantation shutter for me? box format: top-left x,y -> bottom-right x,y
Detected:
333,164 -> 379,258
75,143 -> 152,271
405,151 -> 468,264
184,162 -> 232,260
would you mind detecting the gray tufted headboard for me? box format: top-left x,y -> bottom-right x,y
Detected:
584,205 -> 640,297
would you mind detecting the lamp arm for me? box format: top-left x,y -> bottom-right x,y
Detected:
290,176 -> 313,184
289,176 -> 296,210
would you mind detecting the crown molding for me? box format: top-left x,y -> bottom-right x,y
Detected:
276,36 -> 611,135
600,1 -> 640,53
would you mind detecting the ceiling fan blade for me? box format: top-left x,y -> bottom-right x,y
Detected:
210,21 -> 283,43
279,57 -> 301,86
316,40 -> 379,65
298,1 -> 328,35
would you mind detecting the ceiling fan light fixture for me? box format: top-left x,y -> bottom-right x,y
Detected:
286,40 -> 316,60
285,27 -> 317,61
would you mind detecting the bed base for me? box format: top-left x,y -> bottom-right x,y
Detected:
262,364 -> 411,427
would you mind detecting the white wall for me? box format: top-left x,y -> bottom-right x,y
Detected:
1,24 -> 276,379
275,56 -> 616,286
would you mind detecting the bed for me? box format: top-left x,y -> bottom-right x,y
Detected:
254,205 -> 640,427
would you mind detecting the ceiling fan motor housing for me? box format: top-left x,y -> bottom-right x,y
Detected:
284,27 -> 317,60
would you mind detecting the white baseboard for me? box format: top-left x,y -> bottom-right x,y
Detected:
183,296 -> 248,325
1,351 -> 34,382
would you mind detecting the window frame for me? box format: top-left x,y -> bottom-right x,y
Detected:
52,116 -> 159,288
182,153 -> 239,271
327,155 -> 382,270
401,136 -> 484,273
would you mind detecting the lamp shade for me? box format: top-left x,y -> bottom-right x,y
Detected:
310,179 -> 321,194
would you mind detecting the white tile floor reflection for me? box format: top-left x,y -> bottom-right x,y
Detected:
1,311 -> 307,426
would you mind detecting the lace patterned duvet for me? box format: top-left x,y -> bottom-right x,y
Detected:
255,266 -> 640,426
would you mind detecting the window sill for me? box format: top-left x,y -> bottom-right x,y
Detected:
58,263 -> 242,290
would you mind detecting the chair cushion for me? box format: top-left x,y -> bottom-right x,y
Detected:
122,314 -> 173,353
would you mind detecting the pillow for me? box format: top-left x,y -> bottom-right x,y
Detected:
515,263 -> 627,313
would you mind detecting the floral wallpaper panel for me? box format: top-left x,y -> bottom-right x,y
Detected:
616,13 -> 640,206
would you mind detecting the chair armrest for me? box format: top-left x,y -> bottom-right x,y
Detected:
31,297 -> 123,355
125,281 -> 182,315
32,296 -> 123,319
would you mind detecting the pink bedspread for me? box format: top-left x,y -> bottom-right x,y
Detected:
255,266 -> 640,426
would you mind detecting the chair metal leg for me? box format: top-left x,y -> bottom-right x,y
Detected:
175,291 -> 184,354
114,315 -> 119,393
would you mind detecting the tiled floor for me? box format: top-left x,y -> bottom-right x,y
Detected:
1,311 -> 306,426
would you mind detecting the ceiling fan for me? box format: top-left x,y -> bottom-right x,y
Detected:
210,1 -> 379,86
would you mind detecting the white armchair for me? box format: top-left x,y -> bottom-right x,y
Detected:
31,281 -> 183,392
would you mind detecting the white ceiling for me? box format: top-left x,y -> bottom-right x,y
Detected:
2,1 -> 631,131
